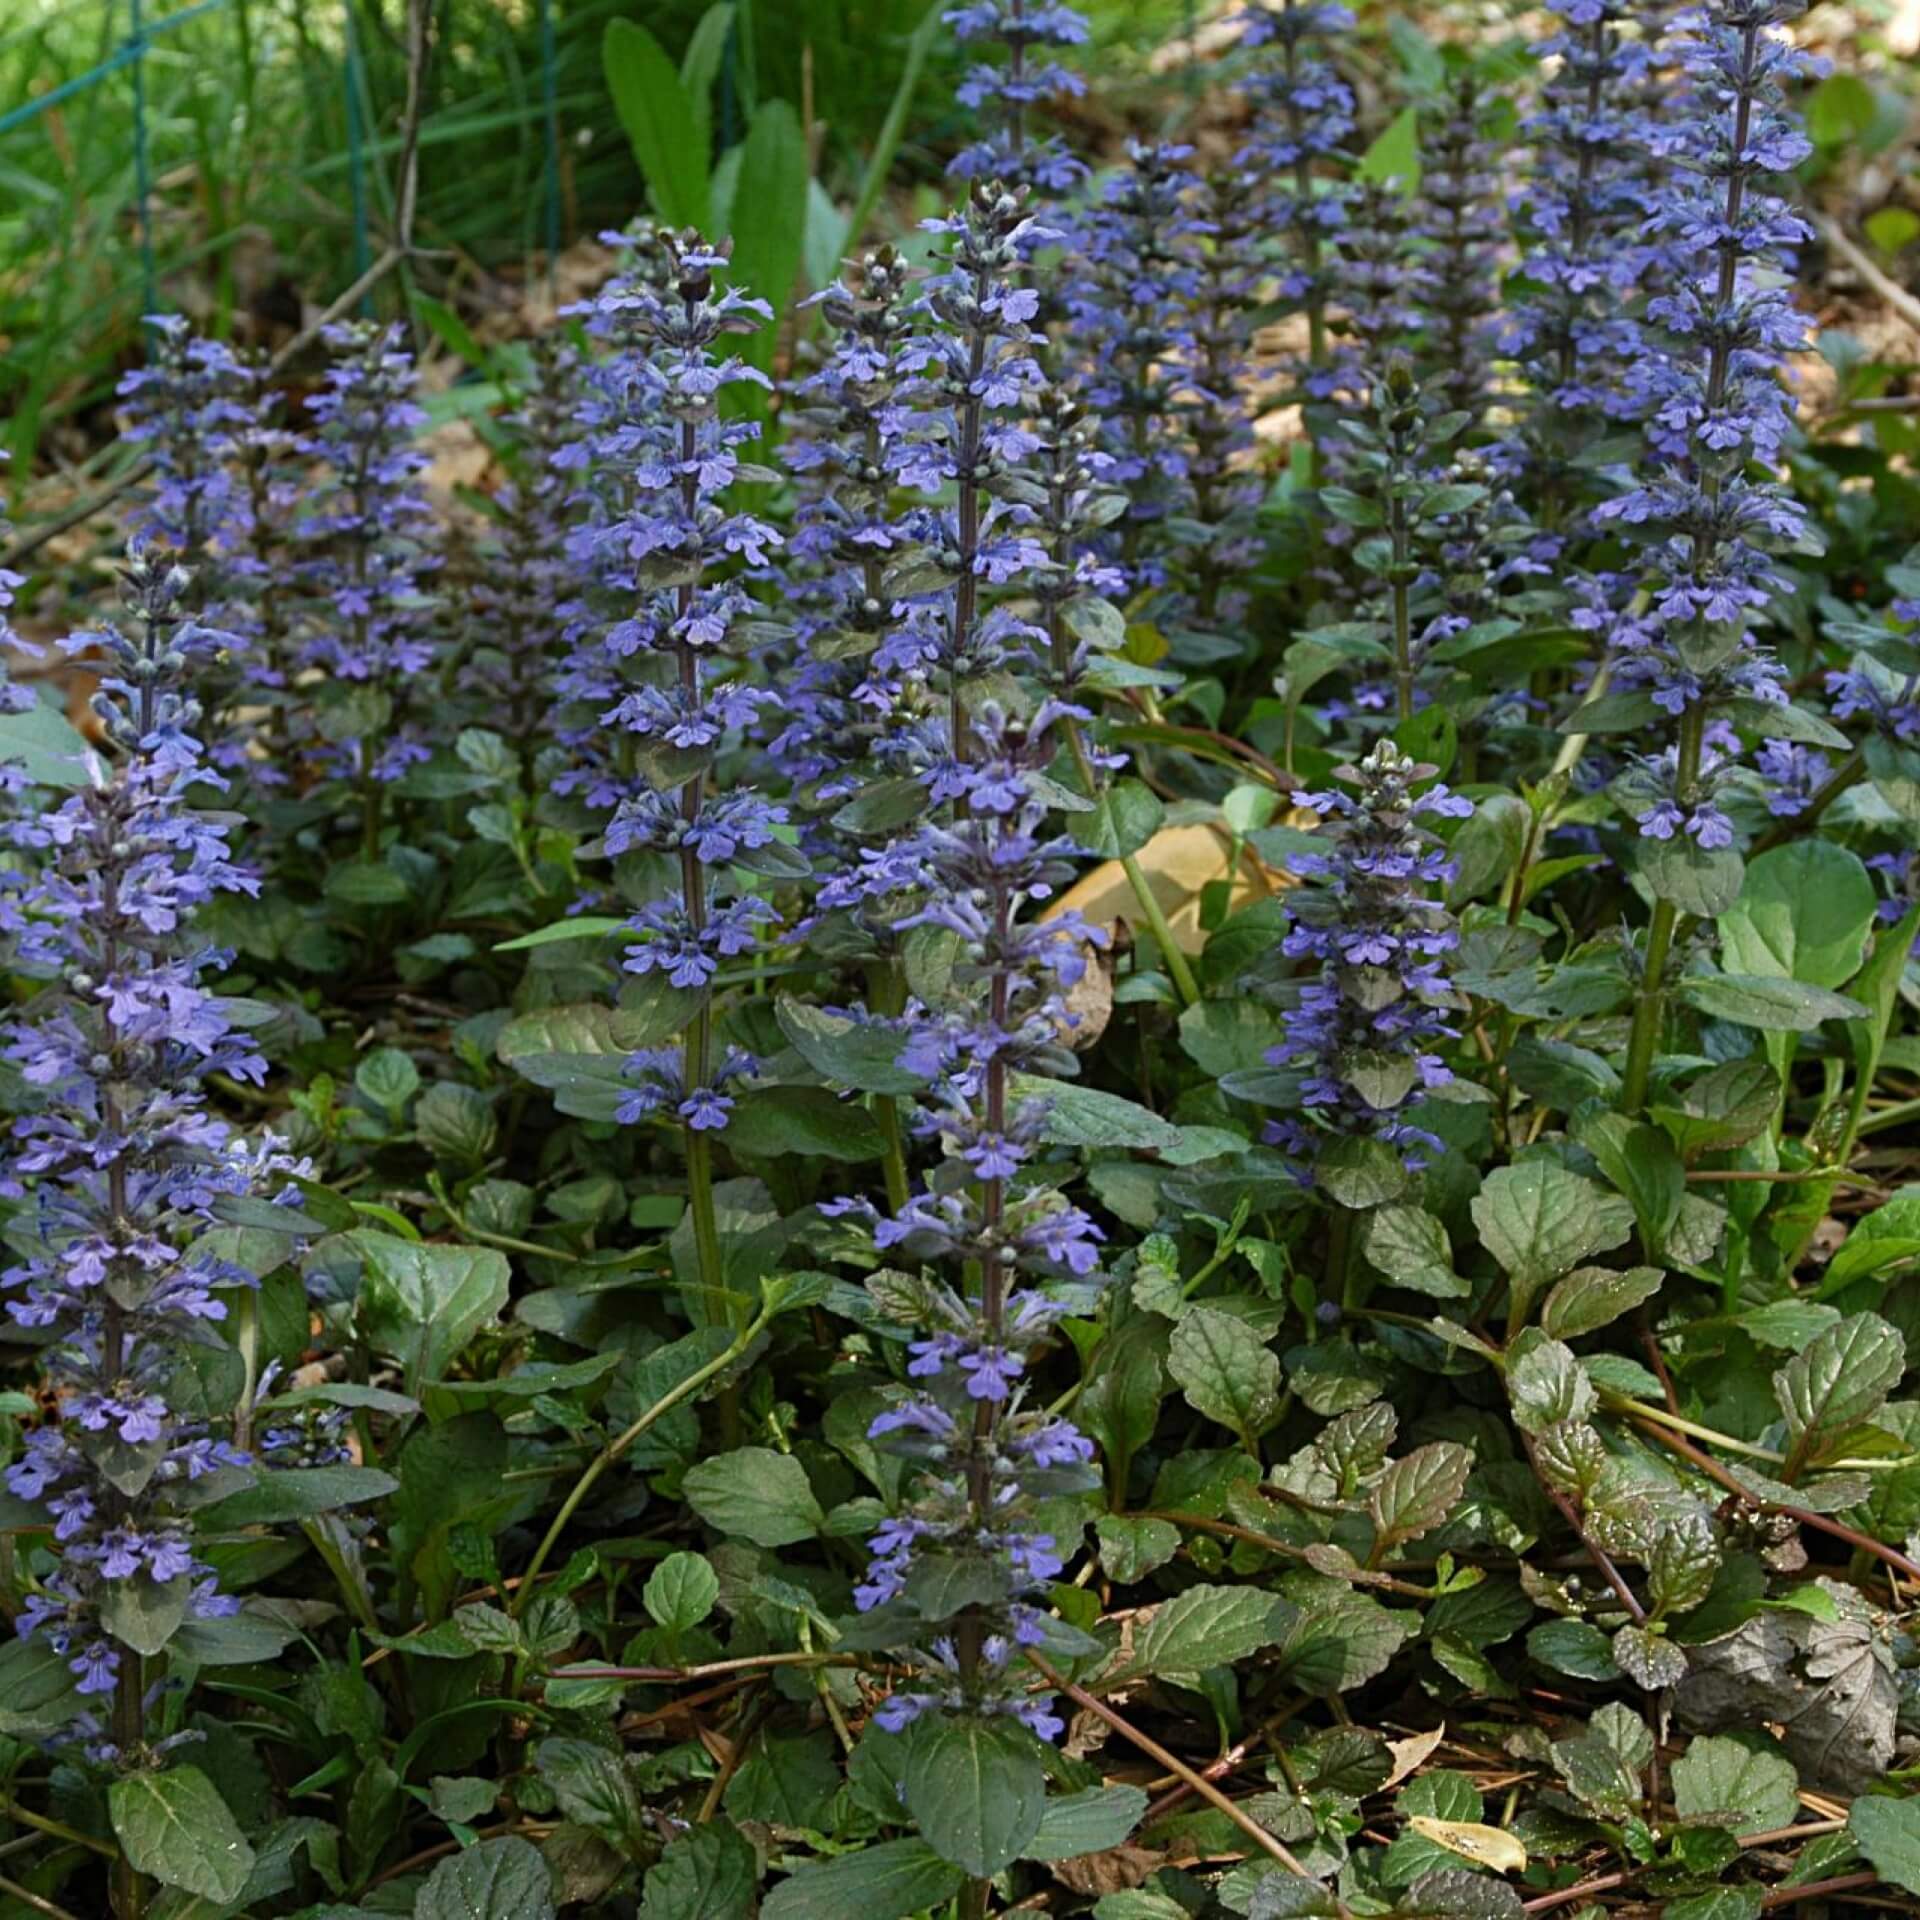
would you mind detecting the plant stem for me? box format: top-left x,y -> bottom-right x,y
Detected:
1119,852 -> 1200,1007
1026,1655 -> 1311,1876
511,1298 -> 772,1619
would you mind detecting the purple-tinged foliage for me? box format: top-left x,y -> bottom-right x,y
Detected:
1266,739 -> 1470,1179
295,322 -> 441,803
946,0 -> 1090,197
0,550 -> 304,1760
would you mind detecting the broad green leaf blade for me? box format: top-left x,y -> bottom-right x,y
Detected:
1167,1305 -> 1282,1445
603,18 -> 711,230
1851,1795 -> 1920,1896
902,1715 -> 1047,1877
416,1834 -> 558,1919
1369,1442 -> 1473,1553
640,1818 -> 757,1920
109,1766 -> 256,1904
352,1231 -> 510,1393
683,1447 -> 823,1547
0,692 -> 91,788
1719,840 -> 1876,989
1114,1583 -> 1286,1683
761,1837 -> 964,1920
1774,1312 -> 1905,1458
1471,1162 -> 1633,1326
1670,1735 -> 1799,1837
1021,1783 -> 1149,1860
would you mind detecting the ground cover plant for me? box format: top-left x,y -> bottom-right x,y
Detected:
7,1 -> 1920,1916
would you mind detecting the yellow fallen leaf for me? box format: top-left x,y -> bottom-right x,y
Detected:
1046,818 -> 1304,955
1382,1724 -> 1446,1793
1406,1816 -> 1527,1874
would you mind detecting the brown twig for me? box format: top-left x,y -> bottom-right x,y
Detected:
1817,211 -> 1920,338
1760,1872 -> 1883,1909
1519,1432 -> 1647,1624
1026,1655 -> 1312,1877
1634,1416 -> 1920,1585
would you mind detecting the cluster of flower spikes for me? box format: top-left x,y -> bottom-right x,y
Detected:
1265,738 -> 1472,1179
1234,0 -> 1356,396
1058,141 -> 1205,597
1412,68 -> 1506,430
116,317 -> 294,779
773,244 -> 944,867
559,232 -> 787,1138
1164,167 -> 1267,664
828,707 -> 1107,1741
294,320 -> 441,791
0,457 -> 33,717
903,181 -> 1057,739
1498,0 -> 1668,527
0,549 -> 305,1754
466,334 -> 586,773
1591,0 -> 1815,851
1826,580 -> 1920,770
945,0 -> 1089,198
548,221 -> 677,821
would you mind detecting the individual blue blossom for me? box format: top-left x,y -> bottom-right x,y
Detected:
1265,739 -> 1470,1178
1754,737 -> 1831,817
946,0 -> 1090,197
294,322 -> 441,831
0,548 -> 308,1762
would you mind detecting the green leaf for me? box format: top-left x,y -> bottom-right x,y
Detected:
1471,1162 -> 1633,1326
1647,1508 -> 1722,1617
536,1739 -> 649,1860
1670,1735 -> 1799,1836
416,1834 -> 558,1920
0,694 -> 91,787
198,1465 -> 399,1528
1719,841 -> 1876,991
1528,1619 -> 1621,1682
776,998 -> 925,1095
492,916 -> 625,952
603,19 -> 710,230
1822,1187 -> 1920,1293
1096,1513 -> 1181,1583
352,1232 -> 510,1394
1113,1584 -> 1285,1683
1653,1060 -> 1782,1156
678,2 -> 735,161
1678,975 -> 1869,1032
1638,833 -> 1744,916
645,1552 -> 719,1633
0,1631 -> 82,1736
1807,71 -> 1876,144
683,1448 -> 823,1548
729,99 -> 811,371
1168,1305 -> 1282,1447
903,1715 -> 1047,1877
1358,105 -> 1421,192
1540,1265 -> 1664,1341
1612,1623 -> 1688,1689
1023,1784 -> 1149,1860
1369,1443 -> 1474,1553
1364,1205 -> 1466,1298
109,1767 -> 256,1904
100,1573 -> 189,1658
1851,1795 -> 1920,1896
1082,777 -> 1165,859
1774,1312 -> 1905,1458
1506,1335 -> 1596,1435
1014,1076 -> 1180,1153
1867,207 -> 1920,254
640,1819 -> 756,1920
1574,1111 -> 1683,1260
761,1838 -> 964,1920
1316,1134 -> 1410,1210
726,1085 -> 884,1162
